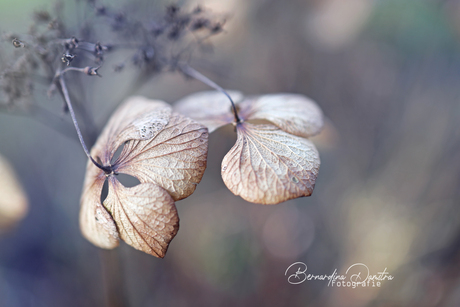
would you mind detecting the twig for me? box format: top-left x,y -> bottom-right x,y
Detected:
178,63 -> 241,123
57,74 -> 112,174
61,66 -> 102,77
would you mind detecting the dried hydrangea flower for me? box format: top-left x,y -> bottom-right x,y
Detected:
80,96 -> 208,257
174,91 -> 323,205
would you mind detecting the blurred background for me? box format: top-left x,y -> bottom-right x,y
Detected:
1,0 -> 460,306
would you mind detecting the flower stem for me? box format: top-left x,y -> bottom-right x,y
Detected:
179,63 -> 241,123
58,75 -> 112,174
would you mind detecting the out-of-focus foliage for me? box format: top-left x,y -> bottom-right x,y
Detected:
0,0 -> 460,306
0,155 -> 28,230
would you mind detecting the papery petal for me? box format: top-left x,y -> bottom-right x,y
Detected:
94,96 -> 172,165
80,160 -> 119,249
173,90 -> 243,133
240,93 -> 324,138
114,113 -> 208,201
104,177 -> 179,257
221,123 -> 320,205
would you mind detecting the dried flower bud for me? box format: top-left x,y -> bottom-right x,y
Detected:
64,37 -> 79,50
95,42 -> 103,55
166,4 -> 180,19
12,38 -> 24,48
168,24 -> 182,40
83,66 -> 102,77
210,22 -> 224,34
191,18 -> 209,31
61,53 -> 76,66
95,6 -> 107,16
71,37 -> 79,48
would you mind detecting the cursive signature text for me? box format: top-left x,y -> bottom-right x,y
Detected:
285,262 -> 394,287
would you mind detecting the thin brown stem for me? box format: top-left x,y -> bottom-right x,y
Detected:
57,74 -> 112,174
178,63 -> 241,123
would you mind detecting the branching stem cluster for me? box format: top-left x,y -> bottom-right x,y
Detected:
1,1 -> 232,173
